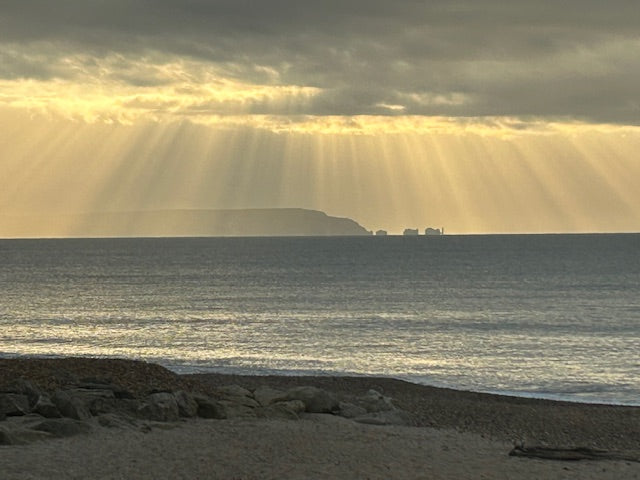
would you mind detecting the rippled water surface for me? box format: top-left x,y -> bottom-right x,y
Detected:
1,234 -> 639,404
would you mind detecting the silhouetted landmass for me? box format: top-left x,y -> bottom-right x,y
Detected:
0,208 -> 371,238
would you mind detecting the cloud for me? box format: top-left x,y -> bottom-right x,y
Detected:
2,1 -> 640,124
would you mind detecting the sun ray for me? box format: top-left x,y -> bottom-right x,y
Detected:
2,105 -> 640,237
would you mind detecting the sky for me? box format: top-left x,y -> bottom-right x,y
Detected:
1,0 -> 639,235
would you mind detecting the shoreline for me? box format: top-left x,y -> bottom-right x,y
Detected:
5,353 -> 638,408
186,372 -> 640,452
1,357 -> 639,479
178,368 -> 640,408
2,357 -> 638,450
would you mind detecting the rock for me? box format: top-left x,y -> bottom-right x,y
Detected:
192,391 -> 257,419
360,389 -> 396,413
60,388 -> 117,416
77,382 -> 134,399
174,391 -> 199,418
113,388 -> 135,400
215,385 -> 260,409
217,400 -> 257,418
2,379 -> 41,407
253,386 -> 286,407
33,418 -> 92,438
228,395 -> 260,409
66,387 -> 116,402
96,413 -> 138,429
73,396 -> 139,417
347,390 -> 414,426
278,400 -> 306,414
115,398 -> 146,417
337,401 -> 367,419
0,393 -> 30,417
86,397 -> 118,416
194,395 -> 226,419
284,386 -> 339,414
52,389 -> 92,420
33,394 -> 62,418
138,392 -> 179,422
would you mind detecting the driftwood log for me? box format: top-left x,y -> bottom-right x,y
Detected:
509,445 -> 640,462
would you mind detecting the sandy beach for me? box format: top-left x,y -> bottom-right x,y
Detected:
3,415 -> 640,480
1,358 -> 639,479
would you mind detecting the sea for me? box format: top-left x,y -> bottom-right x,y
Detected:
1,234 -> 638,406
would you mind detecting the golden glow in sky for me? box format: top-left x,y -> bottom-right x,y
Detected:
1,1 -> 640,235
2,104 -> 639,235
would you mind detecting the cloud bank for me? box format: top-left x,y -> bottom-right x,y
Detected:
2,1 -> 640,125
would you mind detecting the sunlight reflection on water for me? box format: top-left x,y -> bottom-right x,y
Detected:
1,235 -> 639,405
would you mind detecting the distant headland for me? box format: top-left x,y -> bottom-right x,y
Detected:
0,208 -> 371,238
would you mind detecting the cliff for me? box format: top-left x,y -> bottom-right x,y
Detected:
0,208 -> 371,238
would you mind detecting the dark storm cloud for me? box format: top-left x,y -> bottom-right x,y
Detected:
2,0 -> 640,123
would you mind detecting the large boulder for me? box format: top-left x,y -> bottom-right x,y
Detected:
360,390 -> 396,413
215,385 -> 253,398
214,385 -> 260,409
216,400 -> 257,419
0,393 -> 30,417
2,379 -> 41,407
347,389 -> 414,426
138,392 -> 179,422
253,386 -> 286,407
337,401 -> 367,419
77,380 -> 135,399
174,391 -> 198,418
67,387 -> 116,402
60,388 -> 119,416
193,391 -> 258,419
193,395 -> 226,419
33,394 -> 62,418
51,390 -> 92,420
283,386 -> 339,414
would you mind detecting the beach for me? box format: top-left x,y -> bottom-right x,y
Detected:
4,414 -> 640,480
1,358 -> 639,479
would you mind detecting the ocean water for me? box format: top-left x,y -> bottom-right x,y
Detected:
1,234 -> 638,405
